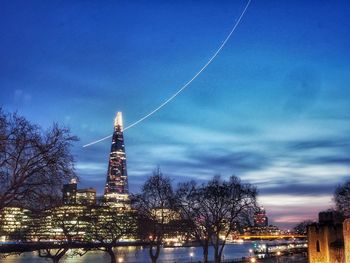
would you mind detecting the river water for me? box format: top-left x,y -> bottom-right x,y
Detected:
2,243 -> 255,263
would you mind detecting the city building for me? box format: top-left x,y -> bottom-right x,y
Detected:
151,208 -> 180,224
76,188 -> 96,206
104,112 -> 130,208
88,205 -> 137,242
31,204 -> 91,242
254,207 -> 268,227
243,224 -> 281,237
63,178 -> 78,204
243,207 -> 279,237
308,211 -> 350,263
0,207 -> 30,242
63,178 -> 96,206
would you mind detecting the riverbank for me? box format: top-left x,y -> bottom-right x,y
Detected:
1,243 -> 308,263
258,254 -> 307,263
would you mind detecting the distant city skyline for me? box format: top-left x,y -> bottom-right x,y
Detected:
1,0 -> 350,229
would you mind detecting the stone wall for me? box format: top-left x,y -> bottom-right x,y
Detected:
344,219 -> 350,263
307,211 -> 347,263
308,223 -> 330,263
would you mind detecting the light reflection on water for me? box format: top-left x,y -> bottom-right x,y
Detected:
3,243 -> 253,263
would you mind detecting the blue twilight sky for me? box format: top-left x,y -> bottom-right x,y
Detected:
1,0 -> 350,228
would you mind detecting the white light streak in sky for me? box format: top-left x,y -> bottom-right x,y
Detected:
83,0 -> 252,148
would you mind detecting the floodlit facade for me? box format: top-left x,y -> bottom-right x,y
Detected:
0,207 -> 30,242
104,112 -> 130,208
151,208 -> 180,224
307,211 -> 350,263
27,203 -> 137,242
88,206 -> 137,242
76,188 -> 96,205
32,204 -> 91,242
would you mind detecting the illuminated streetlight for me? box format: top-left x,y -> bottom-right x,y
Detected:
118,258 -> 123,263
276,251 -> 281,263
250,258 -> 256,263
190,252 -> 194,263
249,248 -> 253,257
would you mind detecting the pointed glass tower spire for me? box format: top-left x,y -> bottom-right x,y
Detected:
104,112 -> 129,198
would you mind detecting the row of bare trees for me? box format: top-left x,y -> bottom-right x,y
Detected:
132,169 -> 258,263
2,169 -> 257,263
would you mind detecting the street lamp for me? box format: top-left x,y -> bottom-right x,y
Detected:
118,258 -> 123,263
276,251 -> 281,263
250,257 -> 256,263
190,252 -> 194,263
249,248 -> 253,257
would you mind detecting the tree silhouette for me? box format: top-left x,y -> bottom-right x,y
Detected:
176,176 -> 257,263
84,206 -> 136,263
334,180 -> 350,218
33,204 -> 89,263
293,220 -> 314,235
131,168 -> 177,263
0,109 -> 77,211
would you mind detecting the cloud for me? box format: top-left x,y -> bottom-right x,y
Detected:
74,121 -> 350,207
76,162 -> 106,173
259,194 -> 333,228
72,102 -> 350,231
185,149 -> 269,173
286,138 -> 350,151
259,183 -> 336,196
305,156 -> 350,166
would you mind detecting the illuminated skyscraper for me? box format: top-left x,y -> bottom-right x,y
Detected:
104,112 -> 129,207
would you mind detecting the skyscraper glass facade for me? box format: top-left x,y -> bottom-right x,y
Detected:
104,112 -> 129,207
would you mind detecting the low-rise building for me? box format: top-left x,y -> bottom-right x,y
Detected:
0,207 -> 30,242
29,204 -> 91,242
308,211 -> 350,263
76,188 -> 96,206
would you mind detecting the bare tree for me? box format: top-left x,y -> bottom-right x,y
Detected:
84,206 -> 136,263
37,247 -> 70,263
33,204 -> 89,263
176,180 -> 212,263
131,168 -> 176,263
292,220 -> 314,235
334,180 -> 350,218
176,176 -> 257,263
0,109 -> 78,211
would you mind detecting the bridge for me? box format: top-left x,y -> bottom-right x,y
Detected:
238,234 -> 306,240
